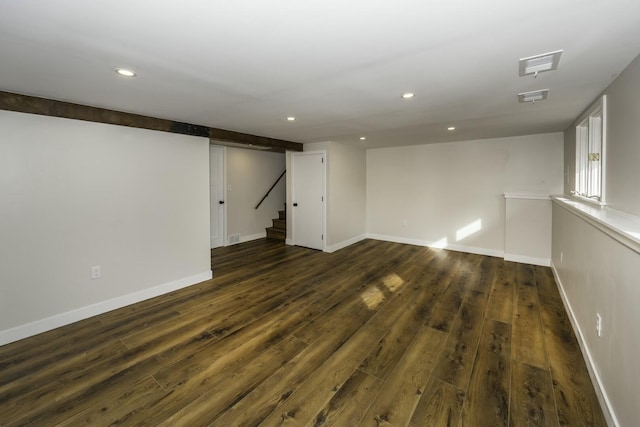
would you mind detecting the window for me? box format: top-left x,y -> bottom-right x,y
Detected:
574,95 -> 606,204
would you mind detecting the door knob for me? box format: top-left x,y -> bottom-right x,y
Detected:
293,203 -> 298,207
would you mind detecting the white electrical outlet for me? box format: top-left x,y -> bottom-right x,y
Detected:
91,265 -> 101,279
402,219 -> 408,227
596,313 -> 602,337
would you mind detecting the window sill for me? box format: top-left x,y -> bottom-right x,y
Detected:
552,195 -> 640,255
570,192 -> 607,207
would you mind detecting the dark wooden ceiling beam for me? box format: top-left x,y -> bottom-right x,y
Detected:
208,128 -> 302,152
0,91 -> 303,152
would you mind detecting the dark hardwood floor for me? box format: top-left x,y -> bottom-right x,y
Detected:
0,239 -> 606,426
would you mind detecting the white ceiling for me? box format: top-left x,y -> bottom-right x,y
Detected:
1,0 -> 639,148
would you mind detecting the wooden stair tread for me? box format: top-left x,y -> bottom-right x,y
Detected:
266,227 -> 286,241
267,204 -> 287,241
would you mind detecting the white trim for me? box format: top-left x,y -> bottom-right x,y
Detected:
503,193 -> 550,200
239,232 -> 266,244
571,193 -> 607,207
573,94 -> 607,205
503,253 -> 550,266
550,261 -> 619,427
552,196 -> 640,255
367,233 -> 433,248
209,144 -> 227,249
285,238 -> 293,246
366,233 -> 504,258
221,146 -> 227,246
0,271 -> 212,346
445,243 -> 503,258
325,234 -> 367,253
601,95 -> 608,205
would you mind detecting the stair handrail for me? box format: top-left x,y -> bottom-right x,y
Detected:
255,170 -> 286,209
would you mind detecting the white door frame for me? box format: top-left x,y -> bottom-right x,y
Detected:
291,150 -> 327,251
210,145 -> 226,248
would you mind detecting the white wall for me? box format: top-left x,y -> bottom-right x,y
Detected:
602,54 -> 640,216
327,142 -> 366,250
504,196 -> 552,265
0,111 -> 211,344
554,52 -> 640,426
225,147 -> 285,243
367,133 -> 563,256
290,142 -> 367,252
564,54 -> 640,213
552,202 -> 638,427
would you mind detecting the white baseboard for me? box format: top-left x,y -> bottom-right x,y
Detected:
504,253 -> 551,266
0,270 -> 212,347
445,243 -> 503,258
325,234 -> 367,253
285,238 -> 293,246
240,232 -> 266,243
224,232 -> 267,246
366,233 -> 504,258
223,232 -> 267,246
550,261 -> 619,427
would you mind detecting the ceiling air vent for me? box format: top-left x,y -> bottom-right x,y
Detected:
518,89 -> 549,103
519,50 -> 563,77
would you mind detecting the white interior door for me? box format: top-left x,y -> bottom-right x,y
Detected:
292,151 -> 325,250
210,145 -> 225,248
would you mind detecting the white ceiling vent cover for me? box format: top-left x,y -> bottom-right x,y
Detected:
518,89 -> 549,103
519,50 -> 563,77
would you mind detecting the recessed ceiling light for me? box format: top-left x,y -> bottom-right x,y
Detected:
359,136 -> 366,140
518,89 -> 549,103
115,68 -> 137,77
447,126 -> 456,131
401,92 -> 415,99
286,116 -> 296,121
519,50 -> 563,77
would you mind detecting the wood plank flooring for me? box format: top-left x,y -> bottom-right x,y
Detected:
0,239 -> 607,426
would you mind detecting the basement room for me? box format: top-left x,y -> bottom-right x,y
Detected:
1,1 -> 639,425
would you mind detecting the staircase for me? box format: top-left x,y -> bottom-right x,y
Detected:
266,206 -> 286,241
